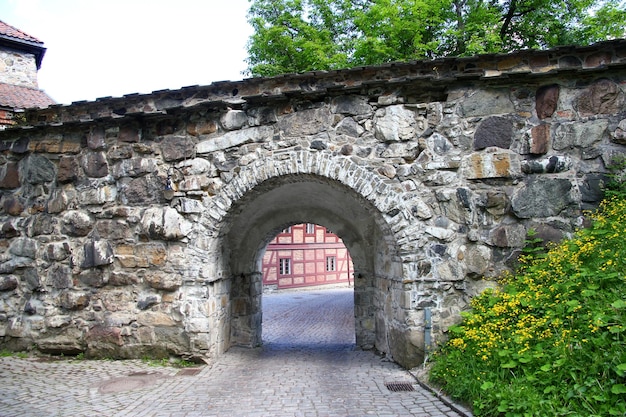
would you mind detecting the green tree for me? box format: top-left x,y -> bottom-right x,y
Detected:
245,0 -> 626,77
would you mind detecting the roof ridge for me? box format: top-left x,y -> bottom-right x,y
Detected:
0,19 -> 44,44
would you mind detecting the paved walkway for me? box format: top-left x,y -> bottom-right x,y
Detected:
0,288 -> 469,417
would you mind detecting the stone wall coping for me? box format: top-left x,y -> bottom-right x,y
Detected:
2,38 -> 626,131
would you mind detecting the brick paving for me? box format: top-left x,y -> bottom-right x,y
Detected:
0,287 -> 470,417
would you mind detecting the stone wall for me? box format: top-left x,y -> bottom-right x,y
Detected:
0,49 -> 39,88
0,40 -> 625,368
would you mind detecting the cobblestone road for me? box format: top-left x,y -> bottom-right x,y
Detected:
0,287 -> 470,417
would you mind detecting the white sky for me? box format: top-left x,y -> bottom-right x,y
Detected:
0,0 -> 254,104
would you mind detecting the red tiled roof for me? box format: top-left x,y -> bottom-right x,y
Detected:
0,20 -> 43,44
0,82 -> 55,109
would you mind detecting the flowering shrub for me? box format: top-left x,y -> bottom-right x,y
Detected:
429,195 -> 626,416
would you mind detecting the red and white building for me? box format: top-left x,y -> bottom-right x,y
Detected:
262,224 -> 353,290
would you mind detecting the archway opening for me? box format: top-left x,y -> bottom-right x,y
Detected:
260,222 -> 355,350
217,174 -> 403,358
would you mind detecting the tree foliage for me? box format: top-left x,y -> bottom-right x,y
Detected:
245,0 -> 626,76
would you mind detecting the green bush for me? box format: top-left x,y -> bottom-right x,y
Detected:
429,195 -> 626,416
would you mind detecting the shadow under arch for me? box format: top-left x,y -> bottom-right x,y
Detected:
221,173 -> 402,356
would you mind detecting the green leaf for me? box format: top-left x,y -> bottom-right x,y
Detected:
448,325 -> 464,335
611,384 -> 626,394
611,299 -> 626,309
480,381 -> 495,390
540,364 -> 552,372
544,386 -> 556,394
501,361 -> 517,368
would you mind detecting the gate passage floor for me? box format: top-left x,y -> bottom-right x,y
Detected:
0,288 -> 469,417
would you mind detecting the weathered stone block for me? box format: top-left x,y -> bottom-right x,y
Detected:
374,105 -> 424,142
96,220 -> 131,241
57,156 -> 79,183
221,110 -> 248,130
3,196 -> 24,216
535,84 -> 559,119
0,275 -> 18,291
109,271 -> 140,286
9,237 -> 37,258
60,290 -> 90,310
78,268 -> 108,287
119,125 -> 140,143
137,312 -> 177,327
197,125 -> 274,153
82,239 -> 114,268
529,124 -> 550,154
81,151 -> 109,178
86,325 -> 123,351
553,120 -> 608,150
144,271 -> 181,291
38,330 -> 84,355
611,119 -> 626,144
111,157 -> 157,179
521,155 -> 571,174
511,178 -> 574,218
335,117 -> 364,137
118,176 -> 163,205
77,185 -> 117,205
331,95 -> 372,116
45,242 -> 70,262
161,135 -> 196,162
23,154 -> 55,184
45,315 -> 72,328
0,162 -> 20,189
62,210 -> 93,237
459,149 -> 522,179
489,224 -> 527,248
576,79 -> 625,116
187,120 -> 218,136
47,264 -> 73,289
87,126 -> 106,150
137,294 -> 160,310
474,116 -> 514,150
459,89 -> 514,117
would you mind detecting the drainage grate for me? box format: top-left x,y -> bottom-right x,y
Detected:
384,382 -> 415,392
176,368 -> 202,376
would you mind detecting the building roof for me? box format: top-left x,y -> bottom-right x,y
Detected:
0,20 -> 44,44
0,82 -> 55,109
0,20 -> 47,69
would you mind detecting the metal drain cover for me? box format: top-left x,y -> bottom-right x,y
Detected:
96,372 -> 165,394
176,368 -> 202,376
385,382 -> 415,392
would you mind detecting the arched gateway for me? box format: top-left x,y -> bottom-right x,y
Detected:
201,154 -> 410,359
1,40 -> 625,368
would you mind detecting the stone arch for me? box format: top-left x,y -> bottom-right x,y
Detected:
194,151 -> 422,360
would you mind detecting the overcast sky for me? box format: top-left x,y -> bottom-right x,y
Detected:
0,0 -> 253,104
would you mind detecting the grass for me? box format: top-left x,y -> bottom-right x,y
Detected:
0,350 -> 28,358
429,178 -> 626,416
141,356 -> 197,368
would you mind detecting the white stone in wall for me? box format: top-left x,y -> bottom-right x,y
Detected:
424,226 -> 455,241
163,207 -> 193,240
374,105 -> 424,142
197,125 -> 274,153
